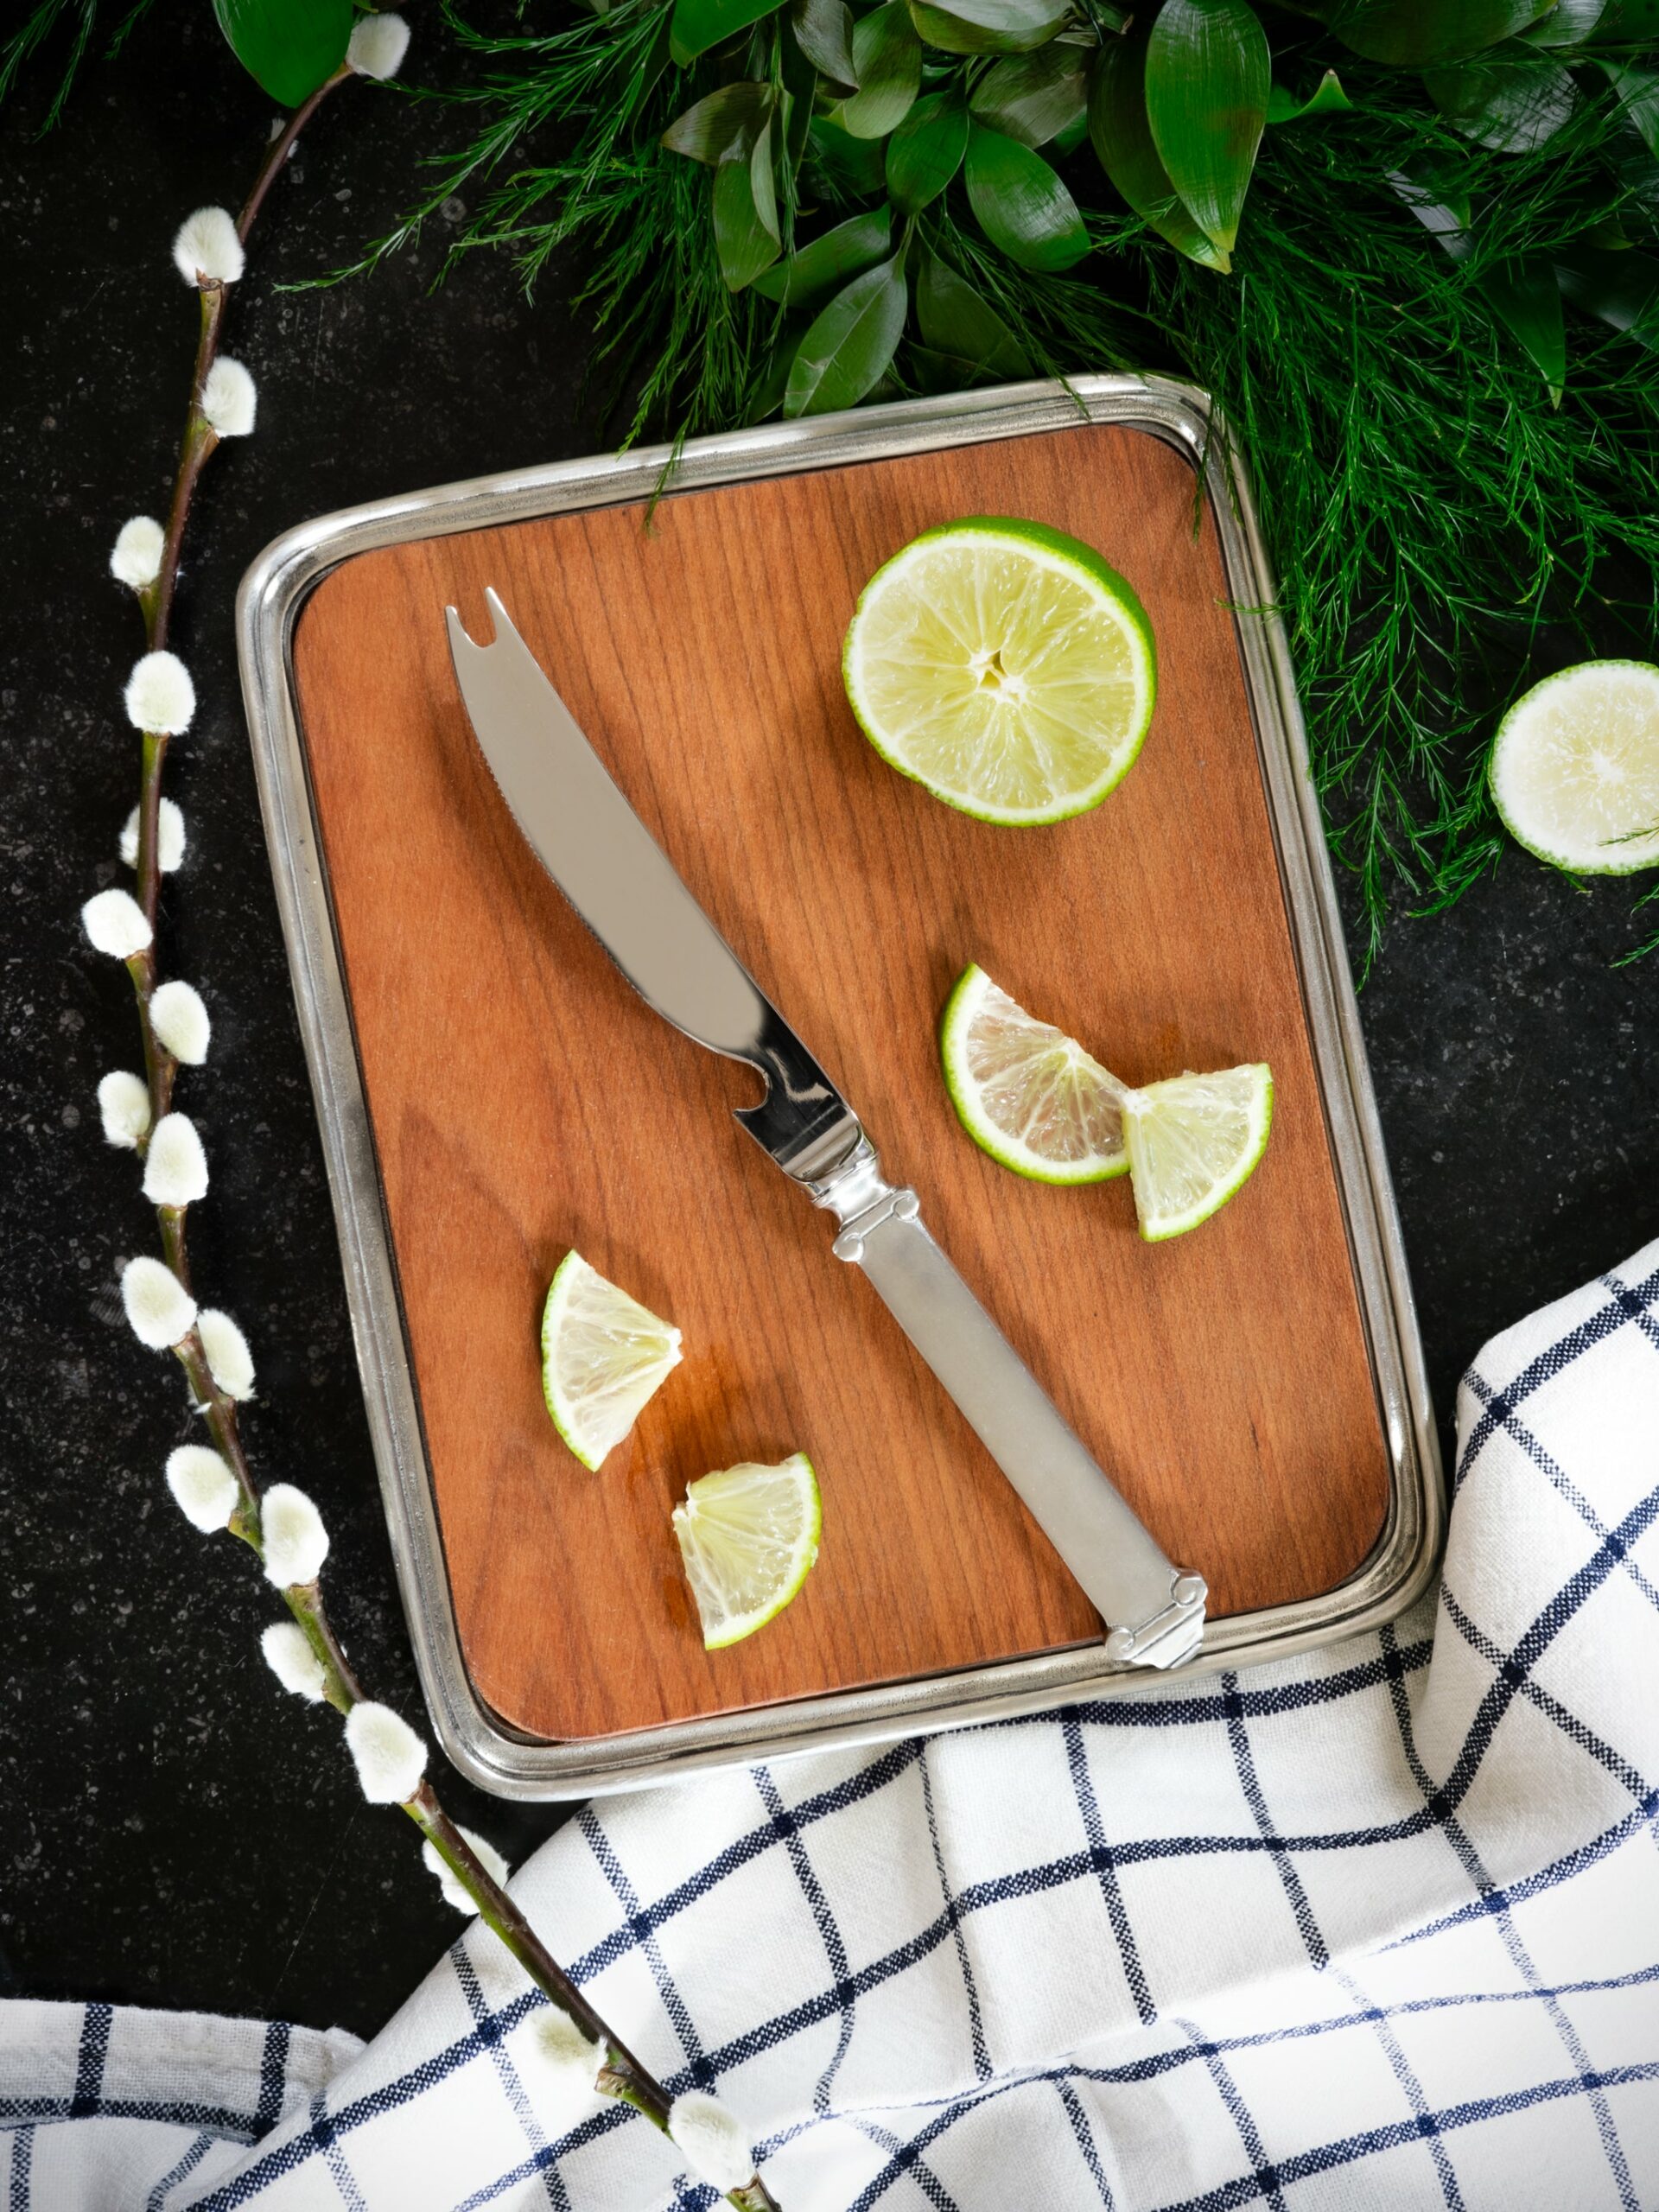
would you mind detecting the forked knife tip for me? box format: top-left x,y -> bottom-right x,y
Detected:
444,588 -> 513,658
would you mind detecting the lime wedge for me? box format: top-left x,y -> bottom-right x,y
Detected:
672,1454 -> 821,1649
1122,1065 -> 1273,1242
1489,659 -> 1659,875
842,517 -> 1156,825
939,963 -> 1130,1183
541,1251 -> 682,1471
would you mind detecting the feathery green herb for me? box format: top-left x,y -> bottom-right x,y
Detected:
13,0 -> 1656,953
380,6 -> 1658,955
1,0 -> 157,123
1157,87 -> 1659,958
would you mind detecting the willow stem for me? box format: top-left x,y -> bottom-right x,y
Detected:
238,67 -> 351,242
404,1793 -> 782,2212
111,73 -> 785,2212
124,932 -> 175,1131
131,67 -> 353,918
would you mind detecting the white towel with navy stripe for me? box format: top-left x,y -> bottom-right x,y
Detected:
4,1238 -> 1657,2209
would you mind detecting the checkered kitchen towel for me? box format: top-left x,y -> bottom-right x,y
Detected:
4,1239 -> 1656,2210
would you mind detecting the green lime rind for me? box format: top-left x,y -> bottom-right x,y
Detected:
540,1249 -> 682,1471
1489,658 -> 1659,878
842,516 -> 1157,827
939,963 -> 1131,1185
1124,1065 -> 1274,1243
672,1452 -> 822,1650
542,1252 -> 602,1470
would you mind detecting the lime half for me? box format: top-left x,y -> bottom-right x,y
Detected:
1122,1065 -> 1273,1242
940,963 -> 1130,1183
842,517 -> 1156,825
541,1251 -> 682,1471
1490,659 -> 1659,875
672,1454 -> 821,1650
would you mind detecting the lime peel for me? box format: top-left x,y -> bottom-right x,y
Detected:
540,1250 -> 682,1471
673,1453 -> 821,1650
842,516 -> 1157,826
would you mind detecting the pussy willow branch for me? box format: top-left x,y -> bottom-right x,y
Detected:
116,73 -> 779,2212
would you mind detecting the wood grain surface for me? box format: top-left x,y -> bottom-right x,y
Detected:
290,421 -> 1390,1744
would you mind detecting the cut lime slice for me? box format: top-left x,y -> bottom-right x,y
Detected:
672,1454 -> 821,1650
842,517 -> 1156,825
1490,659 -> 1659,875
540,1251 -> 682,1471
1122,1065 -> 1273,1242
939,963 -> 1130,1184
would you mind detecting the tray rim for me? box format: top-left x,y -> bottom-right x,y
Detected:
236,374 -> 1444,1800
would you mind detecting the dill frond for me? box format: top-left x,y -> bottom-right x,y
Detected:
1156,82 -> 1659,958
1,0 -> 156,123
340,10 -> 1659,955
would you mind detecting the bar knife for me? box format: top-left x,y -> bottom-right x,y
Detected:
445,588 -> 1206,1669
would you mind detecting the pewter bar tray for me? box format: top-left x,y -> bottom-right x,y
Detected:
236,377 -> 1442,1800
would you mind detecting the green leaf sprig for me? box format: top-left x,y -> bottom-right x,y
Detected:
212,0 -> 353,105
639,0 -> 1659,418
349,0 -> 1659,952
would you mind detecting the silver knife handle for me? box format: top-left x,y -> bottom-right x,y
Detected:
810,1145 -> 1206,1670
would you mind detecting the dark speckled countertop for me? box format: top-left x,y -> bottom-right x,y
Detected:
2,16 -> 1656,2046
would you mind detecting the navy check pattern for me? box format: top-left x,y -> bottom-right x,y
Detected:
4,1240 -> 1656,2209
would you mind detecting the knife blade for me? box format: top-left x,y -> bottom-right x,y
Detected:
446,588 -> 1206,1669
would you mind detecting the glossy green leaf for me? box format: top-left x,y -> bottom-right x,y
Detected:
1266,67 -> 1351,122
211,0 -> 352,105
1052,109 -> 1090,155
1088,34 -> 1230,270
915,251 -> 1033,373
785,257 -> 909,414
1573,212 -> 1635,251
663,81 -> 775,162
1324,0 -> 1554,64
1478,256 -> 1567,401
670,0 -> 786,67
963,119 -> 1090,270
1602,60 -> 1659,162
1608,117 -> 1659,219
1522,0 -> 1609,41
809,115 -> 890,195
886,88 -> 969,208
753,207 -> 893,299
835,3 -> 921,136
791,0 -> 856,79
779,15 -> 817,172
1388,168 -> 1471,247
1424,52 -> 1579,150
1530,0 -> 1659,33
753,120 -> 781,237
907,0 -> 1071,57
743,327 -> 806,423
969,42 -> 1089,146
1390,174 -> 1567,399
714,125 -> 782,290
1554,244 -> 1659,351
909,343 -> 988,393
1145,0 -> 1268,257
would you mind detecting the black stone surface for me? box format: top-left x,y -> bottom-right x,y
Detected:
2,15 -> 1656,2046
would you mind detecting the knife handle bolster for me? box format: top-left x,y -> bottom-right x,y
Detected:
830,1185 -> 920,1261
810,1147 -> 1207,1670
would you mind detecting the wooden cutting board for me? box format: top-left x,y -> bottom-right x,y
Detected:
290,420 -> 1389,1745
